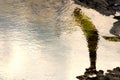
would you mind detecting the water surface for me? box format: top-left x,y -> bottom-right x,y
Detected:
0,0 -> 120,80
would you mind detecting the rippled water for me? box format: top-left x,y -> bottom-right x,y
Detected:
0,0 -> 120,80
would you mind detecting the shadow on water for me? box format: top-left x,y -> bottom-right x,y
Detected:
73,7 -> 99,79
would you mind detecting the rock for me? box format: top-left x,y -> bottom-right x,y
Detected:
110,21 -> 120,37
114,16 -> 120,20
74,0 -> 120,16
77,67 -> 120,80
106,67 -> 120,80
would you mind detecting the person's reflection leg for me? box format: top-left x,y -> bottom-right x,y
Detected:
87,31 -> 98,70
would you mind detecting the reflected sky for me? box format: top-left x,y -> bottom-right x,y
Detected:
0,0 -> 120,80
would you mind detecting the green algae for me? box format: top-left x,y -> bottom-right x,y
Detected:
103,36 -> 120,42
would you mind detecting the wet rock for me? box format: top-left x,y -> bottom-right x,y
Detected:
106,67 -> 120,80
114,16 -> 120,20
74,0 -> 120,16
110,21 -> 120,37
77,67 -> 120,80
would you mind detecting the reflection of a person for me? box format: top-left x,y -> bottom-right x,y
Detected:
74,8 -> 99,80
74,7 -> 98,70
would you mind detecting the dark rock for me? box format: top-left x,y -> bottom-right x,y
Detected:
114,16 -> 120,20
110,21 -> 120,37
74,0 -> 120,16
77,67 -> 120,80
106,67 -> 120,80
